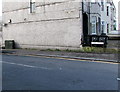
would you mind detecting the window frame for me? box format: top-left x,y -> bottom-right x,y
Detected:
30,0 -> 36,13
101,1 -> 104,11
101,21 -> 105,33
91,16 -> 97,35
107,23 -> 109,33
107,6 -> 109,16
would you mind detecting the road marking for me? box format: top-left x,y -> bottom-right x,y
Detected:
40,56 -> 118,64
2,54 -> 118,64
24,54 -> 118,64
117,78 -> 120,81
0,61 -> 52,70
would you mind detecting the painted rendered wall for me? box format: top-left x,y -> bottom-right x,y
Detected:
118,1 -> 120,30
101,1 -> 116,34
0,21 -> 2,46
3,0 -> 83,50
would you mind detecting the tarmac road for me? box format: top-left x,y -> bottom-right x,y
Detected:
1,55 -> 119,90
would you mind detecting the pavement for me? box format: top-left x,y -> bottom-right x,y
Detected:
1,49 -> 120,63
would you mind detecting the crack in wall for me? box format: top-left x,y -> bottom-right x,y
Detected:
5,17 -> 80,25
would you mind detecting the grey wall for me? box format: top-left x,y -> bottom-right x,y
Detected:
107,39 -> 120,49
0,21 -> 2,46
3,0 -> 83,50
118,1 -> 120,30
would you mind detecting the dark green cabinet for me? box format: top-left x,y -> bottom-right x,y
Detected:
5,40 -> 15,49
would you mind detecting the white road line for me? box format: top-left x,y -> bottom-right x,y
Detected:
117,78 -> 120,81
0,61 -> 52,70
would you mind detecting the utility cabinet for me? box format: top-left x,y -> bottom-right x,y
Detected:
5,40 -> 15,49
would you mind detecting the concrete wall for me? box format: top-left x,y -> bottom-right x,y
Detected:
0,32 -> 2,47
0,21 -> 2,47
118,1 -> 120,30
3,0 -> 83,50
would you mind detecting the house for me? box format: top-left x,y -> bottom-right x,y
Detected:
106,1 -> 120,48
3,0 -> 84,50
2,0 -> 116,49
90,1 -> 101,35
101,0 -> 116,35
82,1 -> 102,46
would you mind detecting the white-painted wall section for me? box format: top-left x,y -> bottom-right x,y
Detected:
3,0 -> 83,49
118,1 -> 120,30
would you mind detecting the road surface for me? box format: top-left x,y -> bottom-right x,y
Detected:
1,55 -> 119,90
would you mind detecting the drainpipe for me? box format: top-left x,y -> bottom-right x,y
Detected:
82,1 -> 84,13
89,2 -> 91,36
81,1 -> 84,45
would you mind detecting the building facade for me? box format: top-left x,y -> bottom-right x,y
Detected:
118,1 -> 120,30
90,1 -> 101,35
0,19 -> 2,46
3,0 -> 84,50
101,0 -> 116,35
2,0 -> 116,49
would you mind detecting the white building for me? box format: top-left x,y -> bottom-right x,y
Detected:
90,1 -> 101,35
101,0 -> 116,35
118,1 -> 120,30
0,18 -> 2,46
3,0 -> 84,50
2,0 -> 116,49
81,1 -> 102,46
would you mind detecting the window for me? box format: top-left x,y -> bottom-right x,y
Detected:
91,16 -> 97,34
107,24 -> 109,33
101,1 -> 104,11
91,0 -> 96,3
101,21 -> 104,33
112,25 -> 113,31
98,17 -> 101,34
30,0 -> 36,13
107,6 -> 109,16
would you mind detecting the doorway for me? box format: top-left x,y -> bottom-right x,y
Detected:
82,13 -> 89,46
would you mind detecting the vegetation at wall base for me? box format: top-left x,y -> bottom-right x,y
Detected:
21,47 -> 120,54
81,47 -> 119,54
